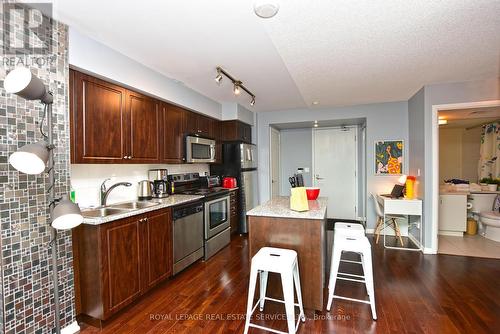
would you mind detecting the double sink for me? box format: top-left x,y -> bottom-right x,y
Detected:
82,201 -> 161,218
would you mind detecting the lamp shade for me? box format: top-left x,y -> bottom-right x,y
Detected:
9,141 -> 49,175
4,67 -> 53,104
52,199 -> 83,230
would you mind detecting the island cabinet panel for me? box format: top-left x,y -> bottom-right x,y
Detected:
126,91 -> 161,163
248,215 -> 326,311
73,208 -> 173,324
162,103 -> 187,163
70,70 -> 127,163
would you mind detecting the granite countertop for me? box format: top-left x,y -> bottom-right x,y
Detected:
247,196 -> 328,220
82,194 -> 204,225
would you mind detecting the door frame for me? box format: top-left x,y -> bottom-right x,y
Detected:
431,100 -> 500,254
312,125 -> 359,218
269,126 -> 281,197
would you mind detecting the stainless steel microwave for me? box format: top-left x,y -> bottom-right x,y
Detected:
186,136 -> 216,163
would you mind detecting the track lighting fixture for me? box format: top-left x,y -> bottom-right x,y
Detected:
214,66 -> 256,106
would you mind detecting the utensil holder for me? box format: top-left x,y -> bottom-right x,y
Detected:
290,187 -> 309,212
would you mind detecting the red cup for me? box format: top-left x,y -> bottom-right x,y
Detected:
305,187 -> 320,200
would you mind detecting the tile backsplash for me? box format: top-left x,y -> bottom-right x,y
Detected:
71,164 -> 210,207
0,5 -> 74,333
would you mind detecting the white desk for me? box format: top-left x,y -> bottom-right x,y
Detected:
376,195 -> 423,251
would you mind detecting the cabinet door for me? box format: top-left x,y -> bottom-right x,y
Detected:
102,218 -> 142,315
241,123 -> 252,143
439,195 -> 467,232
197,115 -> 211,137
126,91 -> 161,163
162,104 -> 186,163
143,210 -> 173,289
71,70 -> 127,163
185,110 -> 199,136
230,190 -> 239,234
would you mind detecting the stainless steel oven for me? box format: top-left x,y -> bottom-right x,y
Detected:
186,136 -> 216,163
204,194 -> 231,259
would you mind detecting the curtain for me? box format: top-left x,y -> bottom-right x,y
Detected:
478,122 -> 500,180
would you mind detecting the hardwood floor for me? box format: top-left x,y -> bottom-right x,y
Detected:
79,235 -> 500,334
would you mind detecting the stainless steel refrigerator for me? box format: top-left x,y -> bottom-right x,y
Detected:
210,142 -> 258,233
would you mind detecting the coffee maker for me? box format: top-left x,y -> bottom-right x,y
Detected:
148,169 -> 169,198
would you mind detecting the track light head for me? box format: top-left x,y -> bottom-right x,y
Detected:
215,73 -> 223,84
250,96 -> 256,106
233,81 -> 241,95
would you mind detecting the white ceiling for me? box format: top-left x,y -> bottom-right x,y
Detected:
53,0 -> 500,112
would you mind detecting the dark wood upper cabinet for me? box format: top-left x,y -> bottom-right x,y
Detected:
70,69 -> 229,164
184,111 -> 213,138
70,70 -> 127,163
221,120 -> 252,143
126,91 -> 161,163
162,103 -> 186,163
196,114 -> 212,138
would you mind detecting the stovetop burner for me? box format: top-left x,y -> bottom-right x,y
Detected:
181,187 -> 229,197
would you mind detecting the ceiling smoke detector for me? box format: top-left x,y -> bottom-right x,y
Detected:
254,1 -> 280,19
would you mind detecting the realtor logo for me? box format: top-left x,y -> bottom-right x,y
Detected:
2,2 -> 53,55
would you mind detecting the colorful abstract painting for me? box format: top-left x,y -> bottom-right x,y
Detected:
375,140 -> 404,175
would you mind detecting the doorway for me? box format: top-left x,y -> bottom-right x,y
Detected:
313,127 -> 358,219
270,127 -> 281,197
432,100 -> 500,256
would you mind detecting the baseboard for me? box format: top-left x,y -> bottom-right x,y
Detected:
423,247 -> 438,255
438,231 -> 464,237
61,321 -> 80,334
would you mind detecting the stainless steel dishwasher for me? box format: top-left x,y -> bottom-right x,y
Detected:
173,201 -> 204,275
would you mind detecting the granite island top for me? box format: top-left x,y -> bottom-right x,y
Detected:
247,196 -> 328,220
82,194 -> 204,225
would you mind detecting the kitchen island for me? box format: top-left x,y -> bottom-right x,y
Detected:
247,196 -> 328,311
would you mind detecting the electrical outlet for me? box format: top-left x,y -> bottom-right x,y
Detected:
304,167 -> 310,173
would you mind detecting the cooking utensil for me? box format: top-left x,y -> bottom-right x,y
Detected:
296,174 -> 304,187
137,180 -> 153,200
289,176 -> 297,188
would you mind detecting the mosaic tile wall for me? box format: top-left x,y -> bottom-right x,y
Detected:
0,3 -> 75,333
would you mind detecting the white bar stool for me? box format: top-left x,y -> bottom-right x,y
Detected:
244,247 -> 305,334
334,222 -> 365,238
326,234 -> 377,320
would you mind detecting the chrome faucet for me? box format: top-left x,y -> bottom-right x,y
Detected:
100,178 -> 132,206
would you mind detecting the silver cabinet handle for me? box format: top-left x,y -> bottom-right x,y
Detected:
123,156 -> 127,159
315,175 -> 324,180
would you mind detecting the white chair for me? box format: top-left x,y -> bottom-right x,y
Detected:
244,247 -> 305,334
326,234 -> 377,320
371,193 -> 404,246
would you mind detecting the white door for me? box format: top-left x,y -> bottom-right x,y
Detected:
270,127 -> 280,197
313,128 -> 357,219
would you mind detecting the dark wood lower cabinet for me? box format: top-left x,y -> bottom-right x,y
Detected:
73,208 -> 173,323
229,189 -> 239,234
